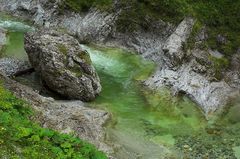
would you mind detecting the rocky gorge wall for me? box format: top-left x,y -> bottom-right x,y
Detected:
0,0 -> 239,118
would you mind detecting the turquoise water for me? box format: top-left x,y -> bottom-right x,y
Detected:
82,45 -> 206,158
1,14 -> 240,159
82,45 -> 240,159
0,13 -> 34,59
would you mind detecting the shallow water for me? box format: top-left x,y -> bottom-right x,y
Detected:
82,45 -> 240,159
1,15 -> 240,159
82,45 -> 205,158
0,13 -> 34,60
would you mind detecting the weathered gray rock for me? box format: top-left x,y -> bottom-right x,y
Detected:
0,73 -> 112,154
24,29 -> 101,101
216,34 -> 227,45
195,26 -> 208,42
0,27 -> 7,51
0,0 -> 118,42
225,53 -> 240,88
0,58 -> 31,76
0,0 -> 54,26
162,17 -> 195,67
60,9 -> 119,43
209,49 -> 224,59
144,62 -> 238,117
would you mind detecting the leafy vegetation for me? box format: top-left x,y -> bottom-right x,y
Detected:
209,56 -> 229,80
118,0 -> 240,56
116,0 -> 189,32
191,0 -> 240,57
0,85 -> 107,159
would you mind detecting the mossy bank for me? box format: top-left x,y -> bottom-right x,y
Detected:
0,84 -> 107,159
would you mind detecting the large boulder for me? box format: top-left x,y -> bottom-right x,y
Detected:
24,29 -> 101,101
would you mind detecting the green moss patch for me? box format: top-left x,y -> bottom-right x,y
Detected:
69,65 -> 83,77
209,55 -> 229,80
78,50 -> 92,65
57,44 -> 68,55
0,84 -> 107,159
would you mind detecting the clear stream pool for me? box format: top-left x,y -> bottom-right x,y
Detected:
1,14 -> 240,159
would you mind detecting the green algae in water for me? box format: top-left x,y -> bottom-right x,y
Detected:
233,146 -> 240,159
150,134 -> 175,147
82,44 -> 240,158
0,14 -> 34,60
82,45 -> 205,157
3,31 -> 27,60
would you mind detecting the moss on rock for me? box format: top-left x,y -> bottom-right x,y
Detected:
78,50 -> 92,65
209,55 -> 229,80
57,44 -> 68,55
0,84 -> 107,159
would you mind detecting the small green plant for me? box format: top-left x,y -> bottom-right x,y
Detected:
78,51 -> 92,64
69,66 -> 83,77
0,85 -> 107,159
185,20 -> 204,51
209,55 -> 229,80
57,44 -> 68,55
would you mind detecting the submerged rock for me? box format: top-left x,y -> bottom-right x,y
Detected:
24,29 -> 101,101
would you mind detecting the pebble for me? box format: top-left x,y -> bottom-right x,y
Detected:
183,145 -> 190,149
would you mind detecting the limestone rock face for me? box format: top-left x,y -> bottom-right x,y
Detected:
0,28 -> 7,51
0,58 -> 30,76
144,61 -> 237,116
163,17 -> 195,68
0,0 -> 53,26
24,30 -> 101,101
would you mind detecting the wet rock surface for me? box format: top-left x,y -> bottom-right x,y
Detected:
24,29 -> 101,101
